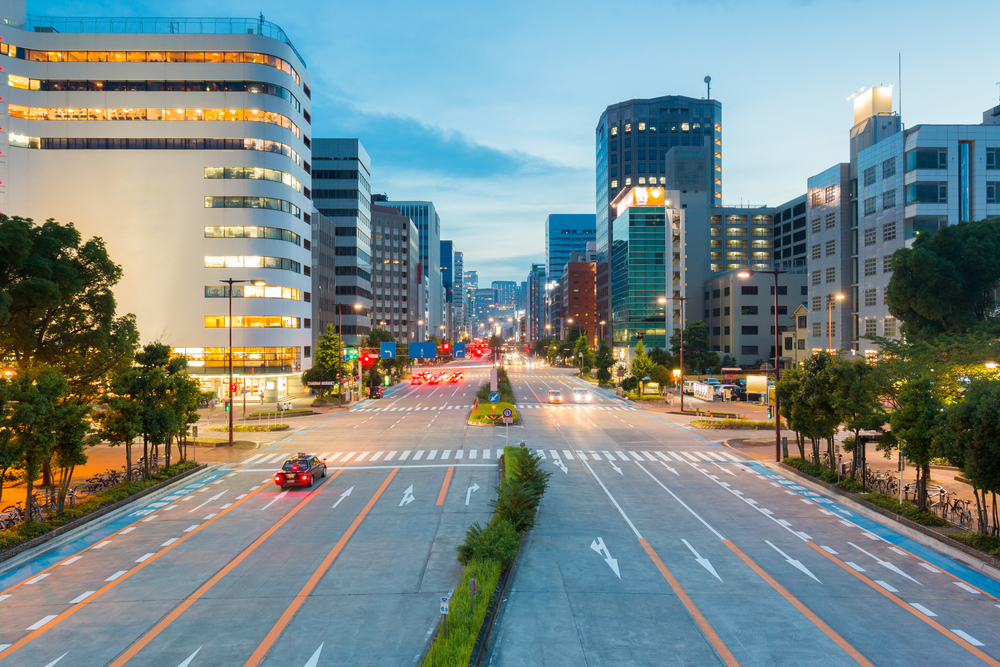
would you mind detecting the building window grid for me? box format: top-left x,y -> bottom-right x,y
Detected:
825,267 -> 836,283
883,221 -> 897,242
864,228 -> 876,246
864,289 -> 877,307
883,255 -> 893,273
825,213 -> 836,229
811,244 -> 821,260
882,157 -> 897,179
825,239 -> 836,256
811,270 -> 821,285
882,189 -> 896,210
863,196 -> 877,216
863,166 -> 876,187
811,218 -> 821,233
864,258 -> 877,276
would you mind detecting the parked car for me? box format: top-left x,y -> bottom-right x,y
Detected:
718,384 -> 746,401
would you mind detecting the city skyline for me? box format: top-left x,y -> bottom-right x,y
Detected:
36,0 -> 1000,284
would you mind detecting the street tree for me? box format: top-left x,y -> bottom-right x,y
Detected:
92,393 -> 143,484
572,335 -> 592,371
669,321 -> 719,373
830,358 -> 891,482
0,215 -> 139,400
890,376 -> 943,511
594,339 -> 614,385
775,367 -> 808,459
798,352 -> 842,466
648,346 -> 672,367
631,341 -> 654,396
650,364 -> 673,394
886,218 -> 1000,341
303,324 -> 349,398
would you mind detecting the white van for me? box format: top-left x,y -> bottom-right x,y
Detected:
572,387 -> 592,403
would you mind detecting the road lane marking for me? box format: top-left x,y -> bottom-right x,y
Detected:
437,467 -> 454,506
24,574 -> 49,585
135,553 -> 155,563
92,541 -> 111,549
242,469 -> 400,667
951,630 -> 984,647
69,591 -> 96,603
909,603 -> 937,617
61,557 -> 82,566
104,471 -> 345,667
26,616 -> 58,631
105,571 -> 127,581
162,539 -> 178,547
807,542 -> 1000,666
384,451 -> 396,461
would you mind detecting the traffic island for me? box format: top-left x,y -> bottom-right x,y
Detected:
467,401 -> 519,427
207,424 -> 290,432
421,446 -> 550,666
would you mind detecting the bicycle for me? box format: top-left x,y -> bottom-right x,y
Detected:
952,499 -> 973,527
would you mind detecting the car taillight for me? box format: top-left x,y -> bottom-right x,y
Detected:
274,475 -> 282,483
291,465 -> 299,471
300,474 -> 309,481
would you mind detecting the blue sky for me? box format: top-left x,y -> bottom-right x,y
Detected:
40,0 -> 1000,283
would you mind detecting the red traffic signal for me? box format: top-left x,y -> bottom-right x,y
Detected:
443,343 -> 450,351
229,383 -> 237,394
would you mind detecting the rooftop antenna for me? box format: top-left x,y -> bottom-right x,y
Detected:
704,75 -> 712,100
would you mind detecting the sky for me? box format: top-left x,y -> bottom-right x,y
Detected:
40,0 -> 1000,284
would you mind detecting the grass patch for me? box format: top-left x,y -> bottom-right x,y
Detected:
422,447 -> 550,666
693,418 -> 781,430
207,424 -> 289,432
469,401 -> 518,424
0,460 -> 200,551
951,532 -> 1000,557
246,409 -> 312,417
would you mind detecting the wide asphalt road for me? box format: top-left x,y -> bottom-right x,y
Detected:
2,361 -> 998,666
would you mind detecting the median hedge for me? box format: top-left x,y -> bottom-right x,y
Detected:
475,367 -> 515,404
693,418 -> 784,430
422,446 -> 550,666
0,460 -> 200,552
469,401 -> 518,424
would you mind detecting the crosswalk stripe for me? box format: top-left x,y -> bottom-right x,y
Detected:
354,452 -> 370,463
441,450 -> 451,459
264,453 -> 286,463
537,450 -> 547,459
603,451 -> 615,461
615,451 -> 629,461
694,452 -> 714,462
483,449 -> 490,459
629,451 -> 644,462
413,450 -> 424,461
242,454 -> 267,465
655,452 -> 672,462
550,450 -> 560,460
399,450 -> 411,461
681,452 -> 700,462
719,452 -> 742,462
383,451 -> 396,461
589,451 -> 602,460
641,452 -> 657,461
576,451 -> 588,461
468,450 -> 477,459
326,452 -> 343,462
455,450 -> 464,459
369,451 -> 383,462
317,452 -> 331,461
668,452 -> 686,462
341,452 -> 357,463
562,450 -> 574,460
427,450 -> 437,460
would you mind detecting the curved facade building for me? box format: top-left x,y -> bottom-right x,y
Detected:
1,1 -> 313,398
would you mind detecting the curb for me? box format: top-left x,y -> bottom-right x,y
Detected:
774,461 -> 1000,580
0,463 -> 212,574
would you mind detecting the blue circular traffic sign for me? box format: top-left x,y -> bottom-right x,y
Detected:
488,392 -> 500,403
502,408 -> 512,418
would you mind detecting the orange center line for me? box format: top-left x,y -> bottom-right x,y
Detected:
806,541 -> 1000,667
242,467 -> 400,667
106,471 -> 345,667
0,478 -> 269,662
723,540 -> 874,667
436,466 -> 454,506
639,538 -> 742,667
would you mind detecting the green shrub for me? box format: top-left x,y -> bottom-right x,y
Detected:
951,532 -> 1000,557
863,493 -> 948,526
422,558 -> 503,666
693,419 -> 784,430
456,517 -> 520,566
246,409 -> 312,417
207,424 -> 289,432
491,481 -> 540,533
504,446 -> 551,497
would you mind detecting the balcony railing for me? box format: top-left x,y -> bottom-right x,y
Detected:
23,14 -> 306,68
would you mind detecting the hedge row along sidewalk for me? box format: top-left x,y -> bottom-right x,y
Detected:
0,460 -> 202,555
422,445 -> 551,667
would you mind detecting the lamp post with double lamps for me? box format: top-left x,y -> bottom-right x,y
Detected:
658,296 -> 687,412
220,278 -> 265,445
737,268 -> 787,462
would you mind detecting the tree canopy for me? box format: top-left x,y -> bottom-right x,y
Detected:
668,320 -> 719,373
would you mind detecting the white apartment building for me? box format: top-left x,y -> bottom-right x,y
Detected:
1,1 -> 313,398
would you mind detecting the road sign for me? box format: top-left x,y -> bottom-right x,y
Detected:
488,392 -> 500,404
453,342 -> 466,358
440,596 -> 449,614
502,408 -> 512,418
408,342 -> 436,359
502,417 -> 513,424
380,342 -> 396,359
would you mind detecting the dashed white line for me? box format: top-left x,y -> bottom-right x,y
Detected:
135,553 -> 155,563
92,540 -> 111,549
24,574 -> 49,585
951,629 -> 984,646
69,591 -> 96,604
105,570 -> 127,581
62,556 -> 83,566
909,602 -> 937,617
162,538 -> 178,546
26,615 -> 58,630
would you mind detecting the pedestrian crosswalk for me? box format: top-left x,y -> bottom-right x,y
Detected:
239,449 -> 498,467
350,404 -> 638,413
534,449 -> 752,464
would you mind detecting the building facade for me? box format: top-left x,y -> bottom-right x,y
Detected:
453,250 -> 467,340
526,263 -> 547,342
609,187 -> 686,361
473,287 -> 496,337
2,2 -> 312,399
560,262 -> 597,345
370,203 -> 419,342
440,239 -> 454,339
492,280 -> 515,308
312,138 -> 373,347
545,213 -> 596,282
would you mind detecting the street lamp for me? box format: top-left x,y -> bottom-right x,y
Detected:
737,267 -> 788,463
600,320 -> 607,343
827,293 -> 845,351
220,278 -> 265,445
659,296 -> 687,413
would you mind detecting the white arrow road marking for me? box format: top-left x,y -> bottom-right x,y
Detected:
261,490 -> 288,511
659,461 -> 679,476
465,482 -> 480,505
849,542 -> 922,586
399,485 -> 415,506
42,652 -> 69,667
189,490 -> 227,513
303,643 -> 324,667
550,454 -> 568,474
176,647 -> 201,667
681,539 -> 722,582
713,463 -> 736,477
765,540 -> 821,583
590,537 -> 621,579
607,458 -> 622,475
333,486 -> 354,508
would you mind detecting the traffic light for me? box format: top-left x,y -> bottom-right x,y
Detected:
767,405 -> 773,419
345,348 -> 358,361
443,342 -> 450,352
229,383 -> 237,394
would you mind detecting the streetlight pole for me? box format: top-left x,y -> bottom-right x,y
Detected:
659,296 -> 687,413
220,278 -> 265,445
737,268 -> 787,463
828,293 -> 845,351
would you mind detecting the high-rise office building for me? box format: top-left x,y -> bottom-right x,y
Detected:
370,203 -> 419,341
526,264 -> 547,342
313,138 -> 373,346
440,240 -> 454,339
376,199 -> 443,337
453,251 -> 467,339
809,88 -> 1000,356
492,280 -> 516,308
464,270 -> 478,334
2,1 -> 312,399
545,214 -> 596,282
473,288 -> 496,336
560,262 -> 597,344
596,94 -> 722,333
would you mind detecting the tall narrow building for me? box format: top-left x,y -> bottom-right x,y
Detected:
2,0 -> 312,399
545,213 -> 596,282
